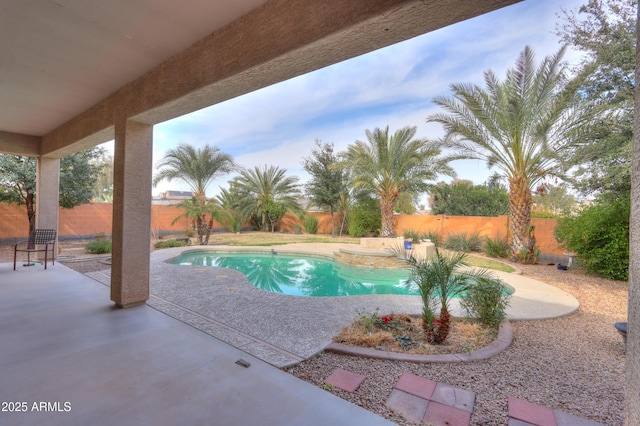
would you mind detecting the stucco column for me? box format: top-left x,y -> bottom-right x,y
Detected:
35,157 -> 60,258
111,119 -> 153,308
627,2 -> 640,423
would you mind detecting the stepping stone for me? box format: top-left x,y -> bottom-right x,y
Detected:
554,410 -> 606,426
424,401 -> 472,426
324,368 -> 365,392
394,372 -> 437,400
431,382 -> 475,413
385,389 -> 429,422
508,396 -> 557,426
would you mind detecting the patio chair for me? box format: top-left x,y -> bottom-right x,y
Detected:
13,229 -> 57,271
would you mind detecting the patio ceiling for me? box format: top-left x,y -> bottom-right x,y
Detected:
0,0 -> 520,157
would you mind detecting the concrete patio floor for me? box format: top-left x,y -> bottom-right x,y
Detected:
0,262 -> 393,426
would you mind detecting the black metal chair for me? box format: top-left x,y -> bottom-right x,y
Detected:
13,229 -> 57,270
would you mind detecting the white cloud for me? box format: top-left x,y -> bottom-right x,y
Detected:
151,0 -> 587,197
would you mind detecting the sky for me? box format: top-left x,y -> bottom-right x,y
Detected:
119,0 -> 587,201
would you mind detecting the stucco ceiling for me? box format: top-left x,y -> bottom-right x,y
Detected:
0,0 -> 269,136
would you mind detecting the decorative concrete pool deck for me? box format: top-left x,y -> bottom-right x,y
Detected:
87,243 -> 579,367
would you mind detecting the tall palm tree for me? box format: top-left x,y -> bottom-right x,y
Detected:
230,165 -> 302,232
344,126 -> 455,237
153,144 -> 238,242
428,46 -> 592,262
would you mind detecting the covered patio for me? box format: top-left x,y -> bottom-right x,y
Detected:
0,0 -> 638,424
0,262 -> 393,425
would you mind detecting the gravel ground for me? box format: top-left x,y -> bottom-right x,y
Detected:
3,242 -> 628,425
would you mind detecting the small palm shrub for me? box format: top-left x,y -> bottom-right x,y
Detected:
460,277 -> 510,327
405,248 -> 502,344
483,236 -> 509,258
303,214 -> 319,234
153,239 -> 188,249
444,231 -> 482,252
85,239 -> 112,254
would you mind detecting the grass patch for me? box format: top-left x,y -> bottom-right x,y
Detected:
465,254 -> 515,273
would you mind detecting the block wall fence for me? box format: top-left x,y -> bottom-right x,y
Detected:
0,203 -> 564,256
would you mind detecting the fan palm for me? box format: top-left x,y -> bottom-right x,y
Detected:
344,126 -> 455,237
428,46 -> 592,262
153,144 -> 238,242
230,165 -> 302,232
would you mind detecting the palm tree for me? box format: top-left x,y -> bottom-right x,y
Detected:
344,126 -> 455,237
230,165 -> 302,232
153,144 -> 238,242
428,46 -> 592,262
406,248 -> 501,344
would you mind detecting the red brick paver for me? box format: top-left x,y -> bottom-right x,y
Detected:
324,368 -> 366,392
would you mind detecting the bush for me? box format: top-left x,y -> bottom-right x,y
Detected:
153,239 -> 188,249
185,228 -> 195,238
293,224 -> 302,234
303,214 -> 319,234
402,229 -> 421,243
460,277 -> 510,327
484,235 -> 509,258
444,231 -> 482,252
347,199 -> 381,237
85,239 -> 112,254
555,196 -> 629,280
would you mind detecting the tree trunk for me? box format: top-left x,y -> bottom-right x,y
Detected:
26,192 -> 36,240
508,175 -> 534,263
380,197 -> 395,237
204,217 -> 213,245
330,207 -> 335,237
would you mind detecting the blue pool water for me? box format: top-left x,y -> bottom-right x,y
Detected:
171,251 -> 418,297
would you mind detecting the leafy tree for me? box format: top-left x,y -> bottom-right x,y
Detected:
153,144 -> 238,243
557,0 -> 635,199
346,197 -> 381,237
302,140 -> 348,236
91,150 -> 114,202
428,46 -> 593,262
429,179 -> 509,216
555,195 -> 629,280
229,165 -> 302,232
394,192 -> 417,215
0,148 -> 103,236
343,126 -> 455,237
532,184 -> 577,217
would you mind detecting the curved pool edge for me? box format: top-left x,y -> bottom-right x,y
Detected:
324,320 -> 513,363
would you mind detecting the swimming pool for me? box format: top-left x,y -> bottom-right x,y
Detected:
171,251 -> 418,297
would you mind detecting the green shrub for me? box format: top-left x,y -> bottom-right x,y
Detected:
483,235 -> 509,258
293,224 -> 303,234
402,229 -> 421,243
421,231 -> 441,247
153,239 -> 188,249
555,196 -> 629,280
460,277 -> 510,327
347,199 -> 381,237
185,228 -> 196,238
303,214 -> 319,234
85,239 -> 112,254
444,231 -> 482,252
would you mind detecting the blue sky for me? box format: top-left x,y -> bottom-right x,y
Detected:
142,0 -> 586,200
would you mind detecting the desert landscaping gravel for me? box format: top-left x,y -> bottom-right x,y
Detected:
2,242 -> 627,425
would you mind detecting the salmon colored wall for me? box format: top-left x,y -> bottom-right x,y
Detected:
0,203 -> 196,240
0,204 -> 564,256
